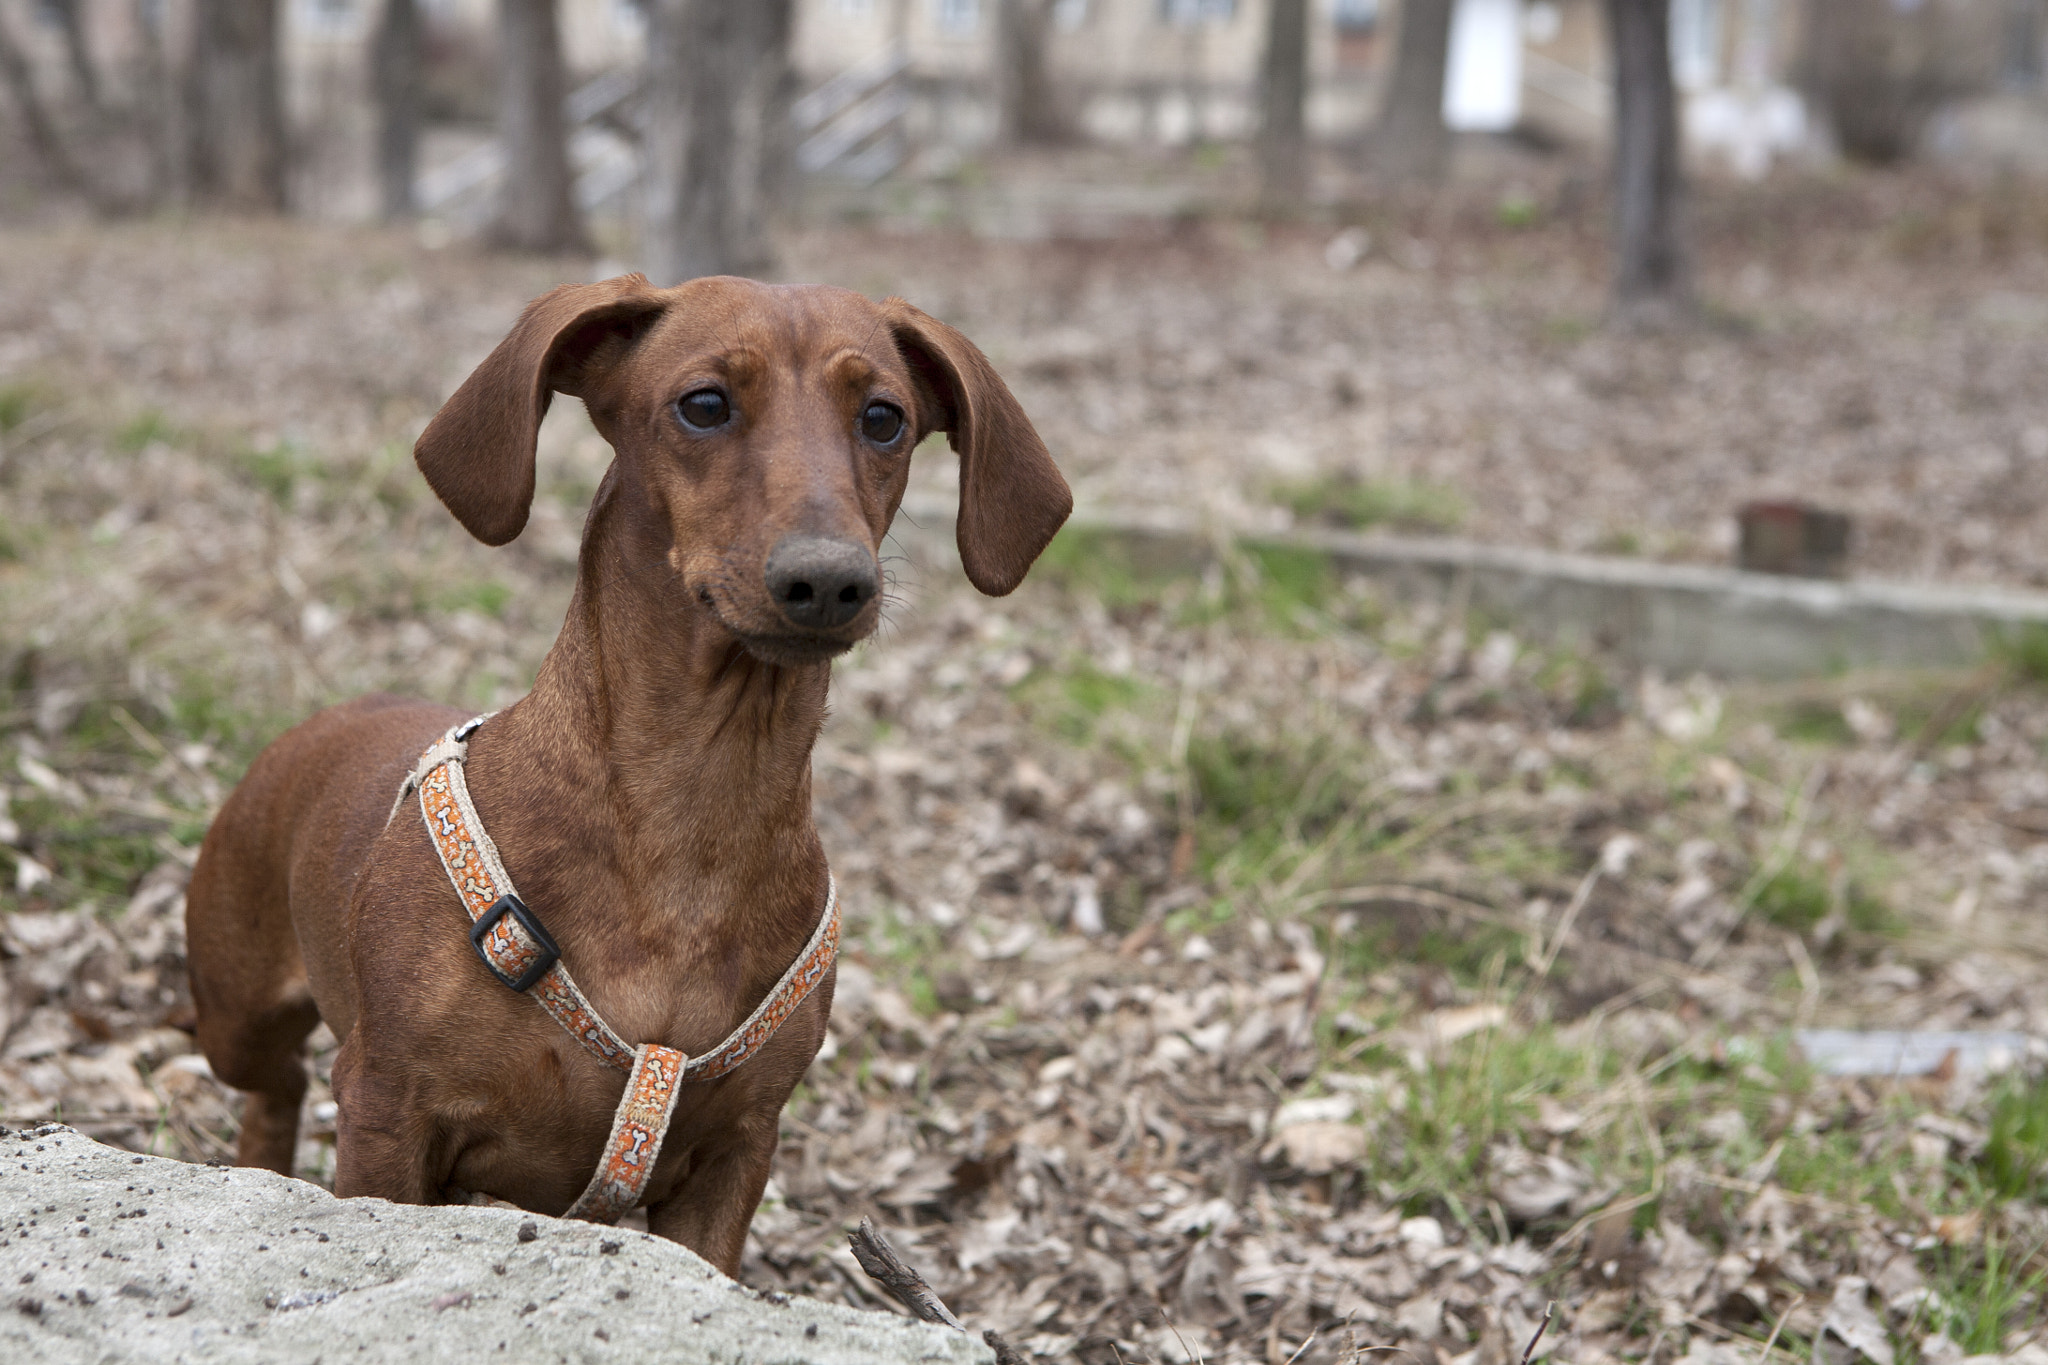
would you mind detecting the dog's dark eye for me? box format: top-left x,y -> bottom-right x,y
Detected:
861,402 -> 904,446
677,389 -> 730,431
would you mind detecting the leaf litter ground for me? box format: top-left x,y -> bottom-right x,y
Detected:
1,180 -> 2047,1364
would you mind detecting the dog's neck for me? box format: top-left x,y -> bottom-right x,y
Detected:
502,468 -> 833,943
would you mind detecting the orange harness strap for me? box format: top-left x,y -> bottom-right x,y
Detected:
395,715 -> 841,1223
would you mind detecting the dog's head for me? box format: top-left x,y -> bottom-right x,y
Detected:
414,274 -> 1071,663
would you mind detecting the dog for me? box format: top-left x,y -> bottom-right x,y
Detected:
184,273 -> 1071,1273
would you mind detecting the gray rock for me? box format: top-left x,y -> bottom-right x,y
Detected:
1,1125 -> 990,1364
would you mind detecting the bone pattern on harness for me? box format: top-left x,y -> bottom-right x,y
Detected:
401,717 -> 840,1219
566,1043 -> 688,1223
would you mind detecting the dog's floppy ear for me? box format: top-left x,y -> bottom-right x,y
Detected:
415,274 -> 664,546
883,299 -> 1072,596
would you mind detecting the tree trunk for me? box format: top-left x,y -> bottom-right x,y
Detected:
1258,0 -> 1311,207
996,0 -> 1063,145
641,0 -> 795,285
0,7 -> 86,192
1605,0 -> 1688,318
372,0 -> 423,220
133,0 -> 181,199
46,0 -> 100,109
1371,0 -> 1453,181
1801,0 -> 1982,164
185,0 -> 288,210
493,0 -> 586,253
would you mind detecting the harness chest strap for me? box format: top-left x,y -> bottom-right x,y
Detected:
396,716 -> 841,1223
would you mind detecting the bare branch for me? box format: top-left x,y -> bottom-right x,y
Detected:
846,1217 -> 964,1331
1519,1301 -> 1557,1365
847,1217 -> 1030,1365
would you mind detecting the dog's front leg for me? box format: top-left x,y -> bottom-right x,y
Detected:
328,1034 -> 446,1205
645,1118 -> 780,1277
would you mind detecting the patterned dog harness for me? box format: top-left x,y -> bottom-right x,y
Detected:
391,715 -> 840,1223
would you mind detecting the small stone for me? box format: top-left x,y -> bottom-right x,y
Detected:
599,1239 -> 621,1255
516,1221 -> 538,1244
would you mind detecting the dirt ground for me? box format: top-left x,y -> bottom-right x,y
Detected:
2,165 -> 2047,1364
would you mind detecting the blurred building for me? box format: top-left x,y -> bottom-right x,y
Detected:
5,0 -> 2044,216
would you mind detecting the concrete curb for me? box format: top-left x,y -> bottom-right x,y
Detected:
2,1125 -> 990,1365
892,498 -> 2048,679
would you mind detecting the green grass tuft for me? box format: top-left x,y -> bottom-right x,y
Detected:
1012,660 -> 1153,745
1031,524 -> 1195,610
1982,1072 -> 2048,1202
0,383 -> 34,433
236,441 -> 325,505
1277,474 -> 1465,535
1928,1233 -> 2048,1355
1753,861 -> 1895,936
1994,623 -> 2048,687
1496,195 -> 1540,229
115,410 -> 178,453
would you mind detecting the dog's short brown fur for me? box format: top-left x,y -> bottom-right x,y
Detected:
184,274 -> 1070,1273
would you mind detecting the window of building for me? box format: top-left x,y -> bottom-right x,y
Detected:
2006,0 -> 2045,88
300,0 -> 358,38
1159,0 -> 1235,25
1670,0 -> 1724,90
1332,0 -> 1379,34
935,0 -> 980,35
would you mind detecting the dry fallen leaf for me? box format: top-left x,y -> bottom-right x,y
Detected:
1264,1120 -> 1368,1176
1818,1277 -> 1895,1365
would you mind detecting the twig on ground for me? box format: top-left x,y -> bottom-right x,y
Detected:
982,1329 -> 1029,1365
1533,869 -> 1600,978
1683,1311 -> 1808,1365
1282,1328 -> 1319,1364
847,1217 -> 963,1329
847,1216 -> 1029,1364
1695,761 -> 1826,968
1785,931 -> 1821,1030
1519,1301 -> 1556,1365
1758,1294 -> 1803,1365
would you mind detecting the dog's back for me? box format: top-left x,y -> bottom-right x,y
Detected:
186,693 -> 460,1169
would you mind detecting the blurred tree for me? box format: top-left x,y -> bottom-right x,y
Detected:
642,0 -> 794,284
44,0 -> 100,109
372,0 -> 423,220
1606,0 -> 1688,320
1371,0 -> 1453,181
493,0 -> 585,251
1802,0 -> 1997,164
1258,0 -> 1310,206
133,0 -> 180,198
998,0 -> 1065,144
185,0 -> 288,210
0,5 -> 85,192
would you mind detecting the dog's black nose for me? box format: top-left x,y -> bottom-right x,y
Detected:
764,536 -> 879,630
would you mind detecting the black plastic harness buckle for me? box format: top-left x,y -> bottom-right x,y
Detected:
469,894 -> 561,993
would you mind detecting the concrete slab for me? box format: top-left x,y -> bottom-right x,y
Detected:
1,1124 -> 989,1365
892,498 -> 2048,679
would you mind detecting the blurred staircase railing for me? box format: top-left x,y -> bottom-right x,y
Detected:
415,69 -> 642,221
793,42 -> 910,184
415,44 -> 911,226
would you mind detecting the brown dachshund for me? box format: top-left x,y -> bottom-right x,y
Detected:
183,274 -> 1071,1273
